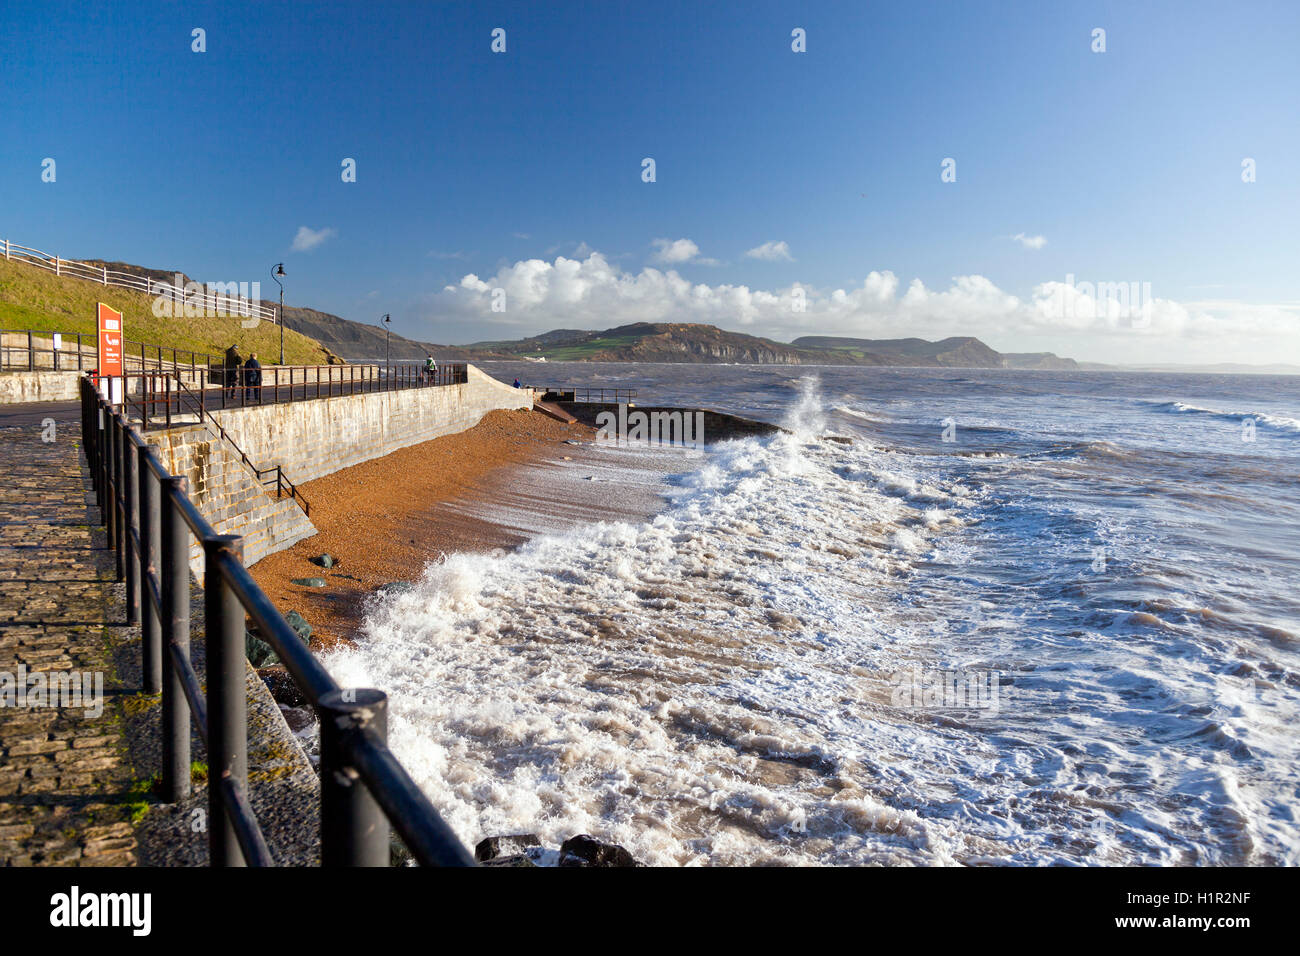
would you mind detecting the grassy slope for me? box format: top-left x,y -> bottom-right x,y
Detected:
533,334 -> 646,360
0,257 -> 336,365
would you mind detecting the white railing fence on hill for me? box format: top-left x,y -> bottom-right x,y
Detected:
2,237 -> 280,324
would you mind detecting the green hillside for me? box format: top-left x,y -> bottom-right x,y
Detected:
0,256 -> 338,365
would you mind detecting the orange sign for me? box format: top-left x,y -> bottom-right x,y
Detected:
97,303 -> 123,376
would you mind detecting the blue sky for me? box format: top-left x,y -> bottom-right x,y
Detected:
2,0 -> 1298,363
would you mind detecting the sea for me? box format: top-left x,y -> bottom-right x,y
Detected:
326,362 -> 1300,866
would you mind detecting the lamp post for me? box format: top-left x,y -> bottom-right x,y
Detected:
272,263 -> 286,366
382,314 -> 391,379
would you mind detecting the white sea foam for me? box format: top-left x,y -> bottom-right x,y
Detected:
1165,400 -> 1300,433
326,374 -> 1300,866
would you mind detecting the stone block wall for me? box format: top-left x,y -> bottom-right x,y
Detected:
148,425 -> 317,576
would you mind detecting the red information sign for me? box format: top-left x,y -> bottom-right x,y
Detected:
97,303 -> 123,377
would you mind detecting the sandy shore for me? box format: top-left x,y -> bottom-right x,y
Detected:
249,408 -> 595,651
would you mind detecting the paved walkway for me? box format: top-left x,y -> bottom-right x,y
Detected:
0,406 -> 140,865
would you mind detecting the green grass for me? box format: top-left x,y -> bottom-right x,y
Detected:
126,778 -> 153,824
527,334 -> 646,360
0,256 -> 337,365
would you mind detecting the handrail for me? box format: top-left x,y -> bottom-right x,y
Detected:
166,372 -> 313,518
83,376 -> 475,867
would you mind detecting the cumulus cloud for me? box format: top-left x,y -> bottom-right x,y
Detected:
423,248 -> 1300,364
745,240 -> 794,261
291,226 -> 337,252
1011,232 -> 1047,250
651,238 -> 708,265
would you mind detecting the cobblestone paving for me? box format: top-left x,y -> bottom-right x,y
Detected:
0,415 -> 141,865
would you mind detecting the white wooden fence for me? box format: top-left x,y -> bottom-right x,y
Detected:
2,237 -> 281,324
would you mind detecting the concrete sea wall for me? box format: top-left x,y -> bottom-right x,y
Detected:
148,365 -> 530,571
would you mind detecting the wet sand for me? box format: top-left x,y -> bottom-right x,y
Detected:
249,409 -> 596,651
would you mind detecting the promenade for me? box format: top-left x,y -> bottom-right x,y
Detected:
0,402 -> 139,865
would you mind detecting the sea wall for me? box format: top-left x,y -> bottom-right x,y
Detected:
206,364 -> 532,484
143,365 -> 529,572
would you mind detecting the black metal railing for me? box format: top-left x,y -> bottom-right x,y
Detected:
0,327 -> 224,374
81,375 -> 475,867
164,361 -> 468,411
125,338 -> 223,375
535,386 -> 638,404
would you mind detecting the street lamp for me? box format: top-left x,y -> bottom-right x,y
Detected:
272,263 -> 286,365
382,314 -> 391,373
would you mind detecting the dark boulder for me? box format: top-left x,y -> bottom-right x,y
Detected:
247,610 -> 312,669
245,630 -> 276,668
475,834 -> 542,863
309,553 -> 338,568
290,577 -> 327,588
558,834 -> 640,867
259,666 -> 308,707
284,610 -> 312,642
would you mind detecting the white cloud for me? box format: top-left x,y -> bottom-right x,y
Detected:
745,240 -> 794,261
423,248 -> 1300,364
651,238 -> 703,264
291,226 -> 337,252
1011,232 -> 1047,250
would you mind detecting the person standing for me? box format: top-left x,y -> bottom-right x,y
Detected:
225,344 -> 243,396
423,354 -> 437,384
244,353 -> 262,403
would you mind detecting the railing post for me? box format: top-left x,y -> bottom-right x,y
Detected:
106,414 -> 122,579
139,444 -> 162,693
115,415 -> 128,583
319,688 -> 391,866
160,476 -> 191,802
81,382 -> 94,489
124,429 -> 141,625
27,330 -> 33,371
96,405 -> 106,512
204,535 -> 247,866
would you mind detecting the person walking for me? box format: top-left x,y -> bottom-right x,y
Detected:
423,354 -> 437,384
224,344 -> 243,397
243,353 -> 262,403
